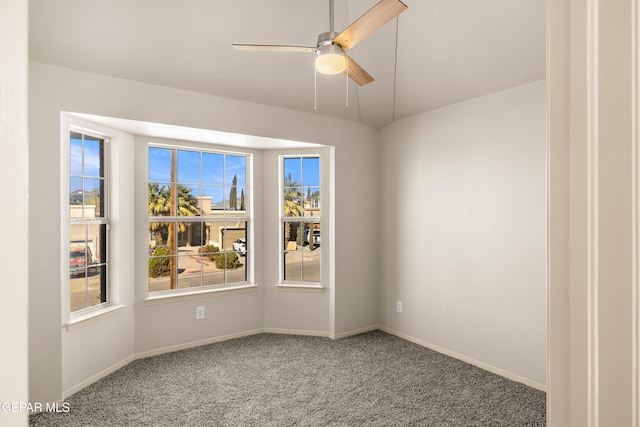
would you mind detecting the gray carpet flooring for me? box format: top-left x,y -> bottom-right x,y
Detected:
29,331 -> 546,426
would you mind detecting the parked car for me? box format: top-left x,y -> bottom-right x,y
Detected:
70,246 -> 92,277
233,238 -> 247,256
304,229 -> 321,246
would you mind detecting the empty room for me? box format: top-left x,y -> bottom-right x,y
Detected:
2,1 -> 639,426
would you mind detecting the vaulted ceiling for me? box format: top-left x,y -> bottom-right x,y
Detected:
29,0 -> 545,130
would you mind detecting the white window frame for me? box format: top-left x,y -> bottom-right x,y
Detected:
62,123 -> 120,327
279,154 -> 322,287
146,143 -> 253,298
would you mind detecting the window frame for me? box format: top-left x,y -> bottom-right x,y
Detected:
66,127 -> 111,317
146,143 -> 253,296
279,155 -> 322,286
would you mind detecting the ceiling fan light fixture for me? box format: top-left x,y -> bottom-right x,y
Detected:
315,44 -> 346,74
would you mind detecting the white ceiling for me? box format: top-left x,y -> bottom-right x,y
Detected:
29,0 -> 545,130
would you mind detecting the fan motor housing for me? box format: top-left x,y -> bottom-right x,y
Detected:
317,31 -> 343,50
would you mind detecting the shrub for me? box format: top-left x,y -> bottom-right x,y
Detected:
198,244 -> 220,261
149,245 -> 171,277
215,251 -> 240,269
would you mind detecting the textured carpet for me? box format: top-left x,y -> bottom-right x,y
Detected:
30,331 -> 546,426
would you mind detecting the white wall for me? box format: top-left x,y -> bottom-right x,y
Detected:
28,62 -> 380,403
379,81 -> 547,388
262,147 -> 332,334
133,136 -> 265,355
60,116 -> 136,396
0,0 -> 29,425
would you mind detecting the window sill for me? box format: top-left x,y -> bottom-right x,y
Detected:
145,283 -> 258,305
276,283 -> 325,293
66,304 -> 126,331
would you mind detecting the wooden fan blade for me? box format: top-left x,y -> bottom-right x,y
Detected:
344,54 -> 374,86
232,44 -> 317,53
333,0 -> 407,51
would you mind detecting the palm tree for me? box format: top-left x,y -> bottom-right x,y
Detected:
283,174 -> 304,217
283,174 -> 304,247
148,182 -> 199,240
148,182 -> 170,245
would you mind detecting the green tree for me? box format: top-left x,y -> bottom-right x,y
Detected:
148,182 -> 171,245
240,188 -> 245,211
229,173 -> 238,210
283,173 -> 304,247
148,182 -> 199,225
283,173 -> 304,217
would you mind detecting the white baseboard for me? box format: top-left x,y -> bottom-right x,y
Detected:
62,325 -> 545,401
135,328 -> 265,360
331,324 -> 380,340
63,354 -> 135,399
263,327 -> 330,338
63,328 -> 328,399
379,326 -> 546,392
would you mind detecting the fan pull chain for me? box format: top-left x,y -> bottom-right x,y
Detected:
314,66 -> 318,110
345,54 -> 349,107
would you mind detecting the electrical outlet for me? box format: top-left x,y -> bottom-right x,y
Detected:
195,306 -> 205,320
396,301 -> 403,313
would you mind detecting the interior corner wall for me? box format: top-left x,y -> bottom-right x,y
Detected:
0,0 -> 29,424
379,80 -> 547,387
28,62 -> 380,403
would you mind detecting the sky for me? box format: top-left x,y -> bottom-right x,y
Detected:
148,147 -> 320,204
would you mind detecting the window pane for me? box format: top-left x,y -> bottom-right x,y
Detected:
228,223 -> 247,282
69,130 -> 109,313
226,252 -> 247,284
283,222 -> 305,251
283,187 -> 303,217
226,183 -> 243,212
70,224 -> 87,277
178,184 -> 200,216
305,222 -> 321,249
87,265 -> 106,308
230,186 -> 247,216
148,182 -> 172,216
229,224 -> 247,256
284,157 -> 301,187
202,152 -> 224,185
226,155 -> 246,186
149,222 -> 169,250
203,186 -> 225,213
148,268 -> 172,292
69,273 -> 87,312
302,157 -> 320,186
202,255 -> 225,287
148,235 -> 174,291
203,221 -> 227,251
69,224 -> 107,311
70,133 -> 83,175
83,136 -> 103,178
284,251 -> 302,282
177,150 -> 200,184
148,147 -> 172,182
69,176 -> 83,217
303,252 -> 321,282
303,186 -> 320,217
84,178 -> 103,218
148,148 -> 249,293
88,224 -> 107,265
177,255 -> 201,289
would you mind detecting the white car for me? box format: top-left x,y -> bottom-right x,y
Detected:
304,229 -> 321,246
233,238 -> 247,256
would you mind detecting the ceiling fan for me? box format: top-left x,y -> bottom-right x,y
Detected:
232,0 -> 408,86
